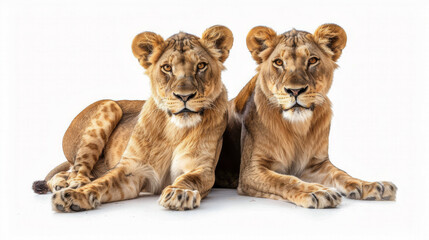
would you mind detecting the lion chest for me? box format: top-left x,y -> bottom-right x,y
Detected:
267,130 -> 315,176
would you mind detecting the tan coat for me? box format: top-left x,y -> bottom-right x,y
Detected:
33,25 -> 234,212
216,24 -> 397,208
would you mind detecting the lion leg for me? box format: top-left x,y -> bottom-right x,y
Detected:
237,134 -> 341,209
159,137 -> 223,211
238,164 -> 342,209
158,167 -> 216,211
61,100 -> 123,190
300,159 -> 397,201
51,160 -> 152,212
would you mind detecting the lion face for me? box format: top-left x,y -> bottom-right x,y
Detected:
132,26 -> 233,128
247,24 -> 347,122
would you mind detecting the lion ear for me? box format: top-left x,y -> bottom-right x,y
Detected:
132,32 -> 165,69
201,25 -> 234,63
313,24 -> 347,62
246,26 -> 277,64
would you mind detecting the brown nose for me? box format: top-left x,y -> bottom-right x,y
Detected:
285,86 -> 308,97
173,92 -> 196,102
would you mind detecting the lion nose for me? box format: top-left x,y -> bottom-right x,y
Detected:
173,92 -> 196,102
285,86 -> 308,97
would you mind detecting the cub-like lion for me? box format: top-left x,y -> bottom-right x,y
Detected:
215,24 -> 397,208
32,25 -> 233,212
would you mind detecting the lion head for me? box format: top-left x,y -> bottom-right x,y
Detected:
246,24 -> 347,122
131,25 -> 233,128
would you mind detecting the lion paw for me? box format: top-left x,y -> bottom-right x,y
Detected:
47,171 -> 70,192
339,181 -> 397,200
68,174 -> 91,189
158,186 -> 201,211
51,180 -> 69,192
52,189 -> 100,213
377,181 -> 397,200
297,188 -> 342,209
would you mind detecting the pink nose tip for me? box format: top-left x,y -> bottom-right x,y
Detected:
285,86 -> 308,97
290,89 -> 300,96
173,92 -> 197,102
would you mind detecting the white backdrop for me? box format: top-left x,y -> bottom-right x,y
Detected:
1,0 -> 428,239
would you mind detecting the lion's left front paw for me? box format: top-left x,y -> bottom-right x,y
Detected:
365,181 -> 397,201
52,189 -> 100,213
339,180 -> 397,201
158,186 -> 201,211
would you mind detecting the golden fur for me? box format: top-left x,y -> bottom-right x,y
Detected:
216,24 -> 397,208
33,25 -> 233,212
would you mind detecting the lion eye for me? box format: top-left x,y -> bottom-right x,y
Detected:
308,57 -> 319,65
161,64 -> 172,72
273,59 -> 283,67
197,62 -> 207,70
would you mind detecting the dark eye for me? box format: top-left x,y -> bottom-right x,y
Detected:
161,64 -> 172,72
197,62 -> 207,70
273,59 -> 283,67
308,57 -> 319,65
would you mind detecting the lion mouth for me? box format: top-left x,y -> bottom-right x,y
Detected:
284,103 -> 314,111
173,108 -> 204,115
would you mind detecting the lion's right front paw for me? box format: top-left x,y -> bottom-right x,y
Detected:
68,174 -> 91,189
52,189 -> 100,213
47,171 -> 70,192
51,180 -> 69,192
158,186 -> 201,211
293,187 -> 342,209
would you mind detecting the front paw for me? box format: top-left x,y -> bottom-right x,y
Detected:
158,186 -> 201,211
296,187 -> 342,209
68,174 -> 91,189
52,181 -> 69,192
52,189 -> 100,213
377,181 -> 397,200
339,180 -> 397,200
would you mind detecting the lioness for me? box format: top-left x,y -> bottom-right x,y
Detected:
215,24 -> 397,208
33,25 -> 233,212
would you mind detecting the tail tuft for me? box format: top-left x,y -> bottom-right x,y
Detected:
32,180 -> 49,194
